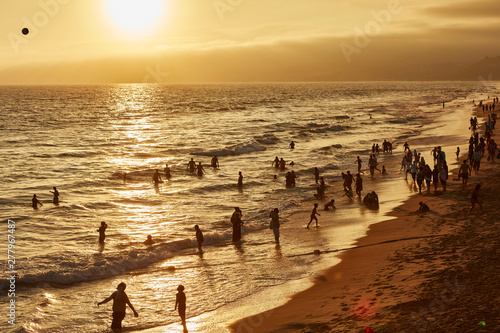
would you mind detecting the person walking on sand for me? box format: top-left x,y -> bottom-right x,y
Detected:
469,184 -> 484,214
32,194 -> 42,210
231,207 -> 243,242
459,160 -> 471,189
432,164 -> 439,192
270,208 -> 280,244
50,187 -> 59,205
195,225 -> 204,251
97,222 -> 108,243
307,203 -> 320,228
97,282 -> 138,333
174,285 -> 187,329
473,148 -> 482,174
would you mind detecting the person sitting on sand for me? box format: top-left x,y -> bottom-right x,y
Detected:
143,235 -> 154,245
324,199 -> 336,211
97,282 -> 138,332
417,202 -> 430,213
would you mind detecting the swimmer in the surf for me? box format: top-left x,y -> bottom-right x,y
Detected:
196,162 -> 205,176
237,171 -> 243,187
32,194 -> 43,210
289,141 -> 295,149
187,158 -> 196,173
211,155 -> 219,168
97,221 -> 108,243
164,164 -> 171,178
143,235 -> 154,245
279,158 -> 286,170
50,187 -> 59,205
153,169 -> 163,186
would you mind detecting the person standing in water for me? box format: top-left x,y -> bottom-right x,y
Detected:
354,156 -> 363,173
152,169 -> 163,186
50,187 -> 59,205
289,141 -> 295,149
211,155 -> 219,168
187,158 -> 196,173
97,222 -> 108,243
174,285 -> 187,329
32,194 -> 42,210
196,162 -> 205,176
314,167 -> 320,184
237,171 -> 243,187
164,164 -> 171,179
270,208 -> 280,244
97,282 -> 138,332
307,203 -> 320,228
231,207 -> 243,242
195,225 -> 204,251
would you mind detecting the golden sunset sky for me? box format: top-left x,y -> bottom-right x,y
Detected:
1,0 -> 499,83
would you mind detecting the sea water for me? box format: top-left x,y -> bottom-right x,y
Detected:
0,82 -> 495,332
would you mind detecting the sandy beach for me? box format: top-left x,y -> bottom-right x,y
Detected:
230,104 -> 499,333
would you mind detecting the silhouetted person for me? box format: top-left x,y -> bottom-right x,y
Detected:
324,199 -> 336,211
231,207 -> 243,242
50,187 -> 59,205
270,208 -> 280,244
417,202 -> 429,213
143,235 -> 154,245
153,169 -> 162,186
237,171 -> 243,187
195,225 -> 204,251
289,141 -> 295,149
211,155 -> 219,168
174,285 -> 187,329
164,164 -> 171,179
97,282 -> 138,332
187,158 -> 196,173
469,184 -> 484,214
307,203 -> 320,228
196,162 -> 205,176
97,222 -> 108,243
32,194 -> 42,210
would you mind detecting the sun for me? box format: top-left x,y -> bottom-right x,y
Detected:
106,0 -> 165,33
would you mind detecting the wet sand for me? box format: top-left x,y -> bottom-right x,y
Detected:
230,102 -> 500,332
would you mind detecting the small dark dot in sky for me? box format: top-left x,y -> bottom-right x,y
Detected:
22,28 -> 29,35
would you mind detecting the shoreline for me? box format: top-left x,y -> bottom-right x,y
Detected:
229,99 -> 498,332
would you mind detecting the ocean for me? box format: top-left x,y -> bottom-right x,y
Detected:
0,82 -> 495,332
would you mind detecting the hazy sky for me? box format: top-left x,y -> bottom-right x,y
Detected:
1,0 -> 499,83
